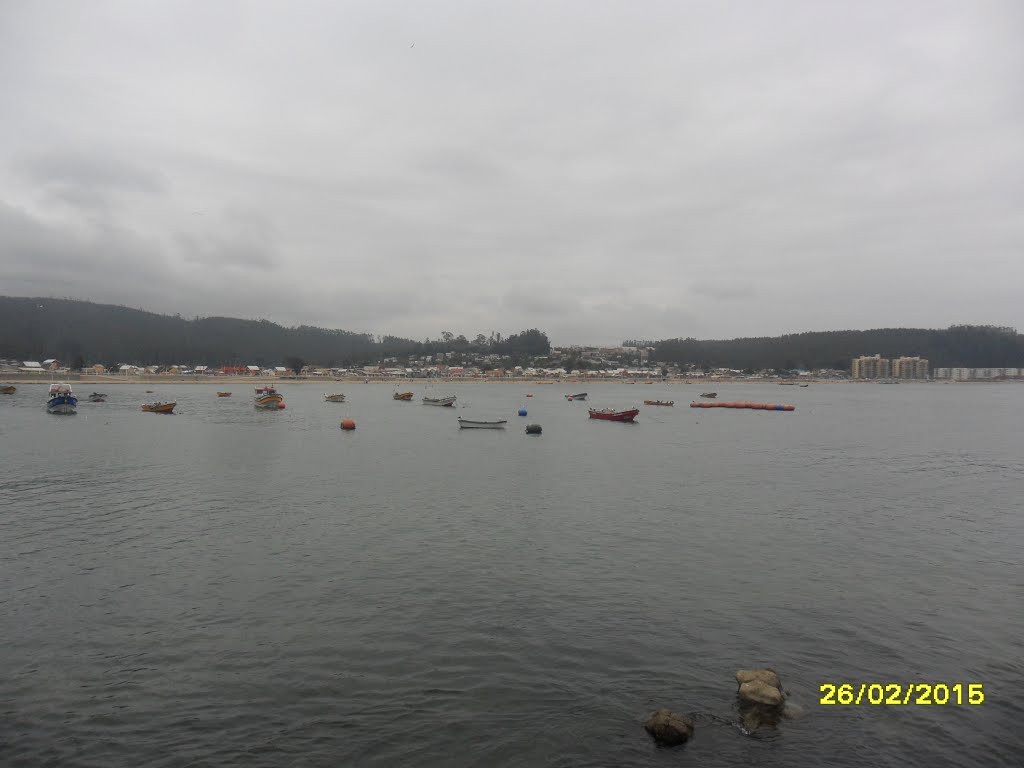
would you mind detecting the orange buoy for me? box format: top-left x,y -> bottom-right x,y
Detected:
340,418 -> 356,430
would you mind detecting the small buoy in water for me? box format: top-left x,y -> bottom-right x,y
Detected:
278,402 -> 286,409
340,418 -> 356,430
518,408 -> 528,416
525,424 -> 542,434
526,393 -> 534,397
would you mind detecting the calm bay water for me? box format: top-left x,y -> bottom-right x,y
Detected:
1,381 -> 1022,767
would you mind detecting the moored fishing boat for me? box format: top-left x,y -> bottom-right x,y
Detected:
457,417 -> 507,429
216,391 -> 232,397
255,386 -> 285,409
141,401 -> 176,413
700,392 -> 717,398
643,400 -> 674,406
324,392 -> 346,403
1,384 -> 17,394
566,392 -> 588,401
393,391 -> 414,401
88,392 -> 107,402
46,383 -> 77,414
423,395 -> 456,407
588,407 -> 639,422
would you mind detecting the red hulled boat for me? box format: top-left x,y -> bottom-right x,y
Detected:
588,407 -> 640,422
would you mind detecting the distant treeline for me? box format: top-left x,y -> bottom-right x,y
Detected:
653,326 -> 1024,370
1,296 -> 1020,370
621,339 -> 658,348
0,297 -> 550,367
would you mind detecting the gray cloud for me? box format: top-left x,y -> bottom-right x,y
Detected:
1,1 -> 1022,344
177,207 -> 279,270
15,150 -> 166,195
691,281 -> 756,301
0,199 -> 173,301
12,149 -> 167,217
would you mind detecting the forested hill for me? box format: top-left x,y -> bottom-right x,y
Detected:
0,297 -> 372,366
653,326 -> 1024,370
2,296 -> 1020,369
0,297 -> 551,366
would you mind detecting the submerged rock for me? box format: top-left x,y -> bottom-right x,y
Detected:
736,668 -> 781,690
643,708 -> 694,746
735,667 -> 786,730
738,679 -> 784,706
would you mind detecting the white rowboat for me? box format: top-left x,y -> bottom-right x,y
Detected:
458,418 -> 507,429
423,395 -> 457,407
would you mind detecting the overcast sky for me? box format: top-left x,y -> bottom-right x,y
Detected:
1,1 -> 1021,344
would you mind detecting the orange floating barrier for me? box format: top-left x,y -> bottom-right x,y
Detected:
689,401 -> 794,411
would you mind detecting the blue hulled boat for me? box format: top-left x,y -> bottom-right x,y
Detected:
46,383 -> 78,414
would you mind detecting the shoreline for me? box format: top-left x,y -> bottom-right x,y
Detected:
0,374 -> 983,386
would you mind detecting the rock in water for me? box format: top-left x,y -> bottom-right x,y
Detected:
738,679 -> 784,706
735,667 -> 786,730
643,708 -> 694,746
736,668 -> 781,690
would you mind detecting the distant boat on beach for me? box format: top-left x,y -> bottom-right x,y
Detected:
324,392 -> 346,403
216,391 -> 232,397
700,392 -> 717,398
1,384 -> 16,394
46,383 -> 77,414
88,392 -> 107,402
644,400 -> 673,406
393,391 -> 414,401
566,393 -> 587,401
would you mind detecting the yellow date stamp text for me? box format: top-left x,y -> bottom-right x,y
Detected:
819,682 -> 984,706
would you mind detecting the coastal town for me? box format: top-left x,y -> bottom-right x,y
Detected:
3,350 -> 1021,382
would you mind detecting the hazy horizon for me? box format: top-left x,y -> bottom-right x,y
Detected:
2,1 -> 1022,345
